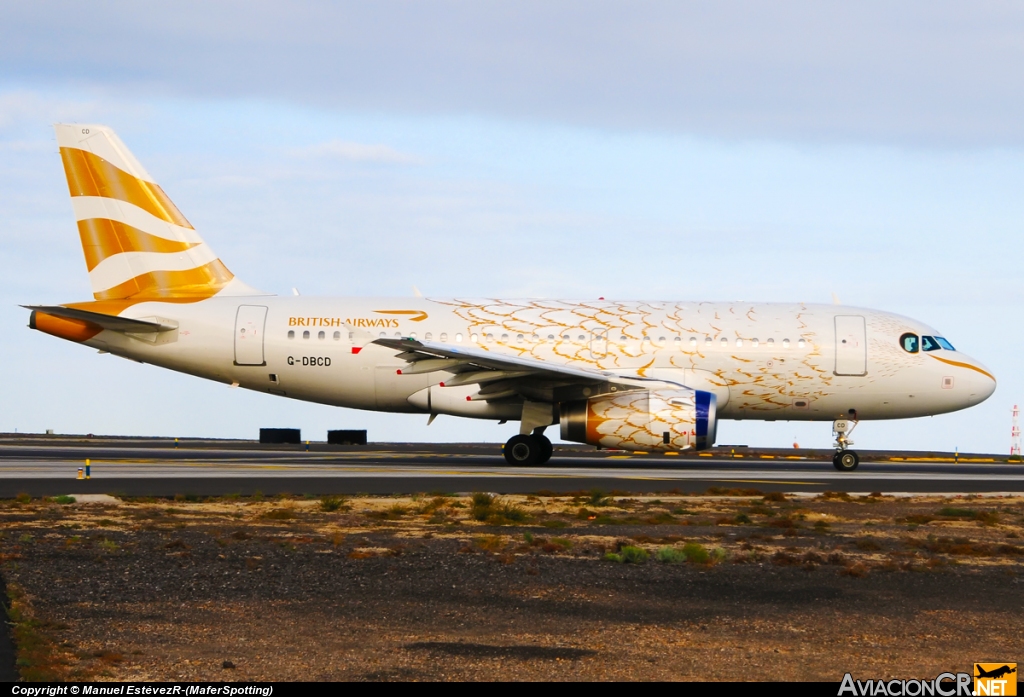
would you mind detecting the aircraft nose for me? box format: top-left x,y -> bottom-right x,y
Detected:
963,355 -> 996,405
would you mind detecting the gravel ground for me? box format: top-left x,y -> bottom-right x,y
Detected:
1,492 -> 1022,681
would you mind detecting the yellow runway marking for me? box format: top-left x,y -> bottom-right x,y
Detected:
712,479 -> 822,486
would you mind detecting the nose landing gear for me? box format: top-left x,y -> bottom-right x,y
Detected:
832,417 -> 860,471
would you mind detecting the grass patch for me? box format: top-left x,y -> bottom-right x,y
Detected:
50,495 -> 76,505
604,545 -> 648,564
657,546 -> 687,563
540,520 -> 568,529
319,496 -> 348,512
5,581 -> 75,680
471,494 -> 528,525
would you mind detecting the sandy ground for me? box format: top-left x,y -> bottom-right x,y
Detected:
1,491 -> 1021,681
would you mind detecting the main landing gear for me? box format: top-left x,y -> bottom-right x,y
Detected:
503,432 -> 553,466
832,416 -> 860,472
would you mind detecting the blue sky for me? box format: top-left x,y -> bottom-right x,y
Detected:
1,3 -> 1022,451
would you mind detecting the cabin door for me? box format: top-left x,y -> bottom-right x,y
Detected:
234,305 -> 268,366
834,315 -> 867,376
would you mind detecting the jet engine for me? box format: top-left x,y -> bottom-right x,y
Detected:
559,388 -> 717,452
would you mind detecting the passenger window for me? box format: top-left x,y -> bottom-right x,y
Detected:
287,330 -> 295,339
424,332 -> 432,340
936,337 -> 955,351
531,334 -> 539,342
409,332 -> 417,339
704,337 -> 712,346
619,335 -> 627,342
318,330 -> 325,340
735,338 -> 743,347
378,332 -> 386,338
752,338 -> 759,348
333,331 -> 341,340
720,337 -> 728,346
658,336 -> 666,343
550,334 -> 557,341
470,333 -> 478,342
797,339 -> 806,348
690,337 -> 697,346
440,333 -> 447,342
302,330 -> 310,339
562,334 -> 570,340
674,336 -> 682,344
921,335 -> 941,352
501,333 -> 509,341
900,333 -> 919,353
516,334 -> 524,342
578,334 -> 585,341
782,339 -> 790,348
766,338 -> 774,345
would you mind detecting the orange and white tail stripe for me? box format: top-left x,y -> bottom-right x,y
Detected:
55,124 -> 250,302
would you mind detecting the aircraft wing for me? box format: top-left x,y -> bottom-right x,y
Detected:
372,336 -> 616,389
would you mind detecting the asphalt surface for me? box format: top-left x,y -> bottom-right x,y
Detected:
1,436 -> 1022,496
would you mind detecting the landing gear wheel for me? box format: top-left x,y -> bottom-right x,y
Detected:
535,434 -> 553,465
504,434 -> 541,466
833,450 -> 860,472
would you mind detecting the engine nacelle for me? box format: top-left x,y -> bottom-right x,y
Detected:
560,388 -> 717,452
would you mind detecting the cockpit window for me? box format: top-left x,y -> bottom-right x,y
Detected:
935,337 -> 955,351
921,335 -> 941,351
899,333 -> 919,353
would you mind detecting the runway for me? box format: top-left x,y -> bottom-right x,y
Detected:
1,436 -> 1022,496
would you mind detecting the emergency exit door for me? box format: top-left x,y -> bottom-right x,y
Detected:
234,305 -> 268,366
834,315 -> 867,376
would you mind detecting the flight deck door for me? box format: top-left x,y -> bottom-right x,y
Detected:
234,305 -> 268,366
834,315 -> 867,376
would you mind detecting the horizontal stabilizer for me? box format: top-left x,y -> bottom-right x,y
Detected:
23,305 -> 173,334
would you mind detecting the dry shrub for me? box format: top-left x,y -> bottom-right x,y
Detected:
907,536 -> 992,556
820,491 -> 852,501
763,492 -> 787,503
262,508 -> 294,520
330,532 -> 345,546
840,562 -> 869,577
766,517 -> 798,529
475,535 -> 504,552
902,514 -> 936,525
706,487 -> 764,497
854,537 -> 882,551
418,496 -> 449,515
348,550 -> 376,559
772,551 -> 800,566
827,552 -> 849,566
93,650 -> 124,665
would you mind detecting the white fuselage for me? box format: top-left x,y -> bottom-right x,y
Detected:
77,296 -> 996,424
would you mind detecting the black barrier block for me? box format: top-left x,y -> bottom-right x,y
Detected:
328,429 -> 367,445
259,428 -> 301,444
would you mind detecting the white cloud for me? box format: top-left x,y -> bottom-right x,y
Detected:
288,139 -> 423,165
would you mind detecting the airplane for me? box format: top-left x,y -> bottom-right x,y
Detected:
25,124 -> 997,471
975,665 -> 1016,680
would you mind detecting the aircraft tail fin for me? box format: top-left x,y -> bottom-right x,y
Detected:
54,124 -> 262,304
